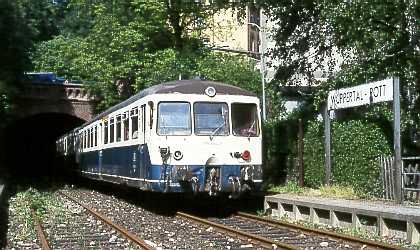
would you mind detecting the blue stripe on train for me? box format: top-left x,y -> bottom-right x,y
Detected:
79,145 -> 245,193
79,144 -> 151,179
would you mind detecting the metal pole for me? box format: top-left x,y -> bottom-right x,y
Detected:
324,104 -> 331,186
298,118 -> 304,187
248,22 -> 266,122
393,76 -> 402,203
260,28 -> 266,122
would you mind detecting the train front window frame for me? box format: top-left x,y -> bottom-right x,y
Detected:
194,102 -> 229,136
157,102 -> 191,136
231,103 -> 260,137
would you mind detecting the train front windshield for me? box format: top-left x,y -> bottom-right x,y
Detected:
157,102 -> 191,135
194,102 -> 229,136
231,103 -> 259,137
157,101 -> 259,137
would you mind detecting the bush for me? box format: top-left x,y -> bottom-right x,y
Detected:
303,119 -> 391,196
263,120 -> 295,184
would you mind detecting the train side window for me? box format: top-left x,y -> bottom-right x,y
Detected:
87,128 -> 90,148
84,130 -> 87,149
148,101 -> 154,129
90,128 -> 93,147
141,104 -> 146,133
123,112 -> 129,141
110,117 -> 115,143
104,119 -> 108,144
80,133 -> 83,149
131,108 -> 138,139
88,128 -> 92,148
116,115 -> 122,142
94,126 -> 98,146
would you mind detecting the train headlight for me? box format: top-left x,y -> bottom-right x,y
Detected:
205,86 -> 216,97
241,150 -> 251,161
173,150 -> 183,160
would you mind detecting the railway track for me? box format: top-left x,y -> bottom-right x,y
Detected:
31,209 -> 50,250
31,188 -> 409,249
31,191 -> 153,249
235,212 -> 407,250
64,188 -> 261,249
177,211 -> 409,250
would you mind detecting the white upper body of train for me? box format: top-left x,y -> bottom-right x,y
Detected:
57,80 -> 263,195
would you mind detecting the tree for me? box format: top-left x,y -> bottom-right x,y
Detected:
31,0 -> 261,112
0,0 -> 67,124
0,0 -> 32,123
261,0 -> 419,88
260,0 -> 419,151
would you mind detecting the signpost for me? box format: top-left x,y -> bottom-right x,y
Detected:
327,78 -> 394,110
324,77 -> 402,203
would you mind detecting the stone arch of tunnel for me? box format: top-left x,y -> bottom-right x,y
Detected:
0,113 -> 85,179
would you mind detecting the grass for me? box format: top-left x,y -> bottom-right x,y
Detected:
268,182 -> 360,200
8,186 -> 66,243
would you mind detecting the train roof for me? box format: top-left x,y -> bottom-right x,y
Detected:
86,80 -> 256,126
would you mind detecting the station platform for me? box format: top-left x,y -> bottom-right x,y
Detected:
264,193 -> 420,244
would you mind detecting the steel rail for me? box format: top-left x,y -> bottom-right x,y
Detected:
237,212 -> 408,250
58,191 -> 154,250
31,209 -> 51,250
176,211 -> 299,250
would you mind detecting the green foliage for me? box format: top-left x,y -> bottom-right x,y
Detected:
303,119 -> 391,196
31,0 -> 259,113
268,182 -> 306,194
262,120 -> 291,184
9,187 -> 67,243
318,185 -> 358,199
268,183 -> 359,199
0,0 -> 64,124
260,0 -> 419,151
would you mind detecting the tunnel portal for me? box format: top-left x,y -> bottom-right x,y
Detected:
0,113 -> 84,179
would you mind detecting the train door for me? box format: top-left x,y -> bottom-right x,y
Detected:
139,104 -> 148,183
129,107 -> 140,182
141,104 -> 146,144
98,122 -> 103,180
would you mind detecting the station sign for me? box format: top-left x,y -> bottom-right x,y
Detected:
327,78 -> 393,110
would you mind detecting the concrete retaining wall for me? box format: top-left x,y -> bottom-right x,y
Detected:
265,194 -> 420,244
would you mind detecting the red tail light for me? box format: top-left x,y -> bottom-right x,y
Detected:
241,150 -> 251,161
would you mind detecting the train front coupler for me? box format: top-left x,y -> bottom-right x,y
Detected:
228,176 -> 241,199
208,167 -> 219,196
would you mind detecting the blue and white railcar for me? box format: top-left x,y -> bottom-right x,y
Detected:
57,80 -> 263,196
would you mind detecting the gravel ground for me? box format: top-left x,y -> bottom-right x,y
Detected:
208,216 -> 360,250
6,193 -> 40,249
43,195 -> 138,249
64,188 -> 261,249
5,187 -> 139,249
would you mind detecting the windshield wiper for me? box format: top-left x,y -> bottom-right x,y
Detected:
246,120 -> 256,136
210,121 -> 225,140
